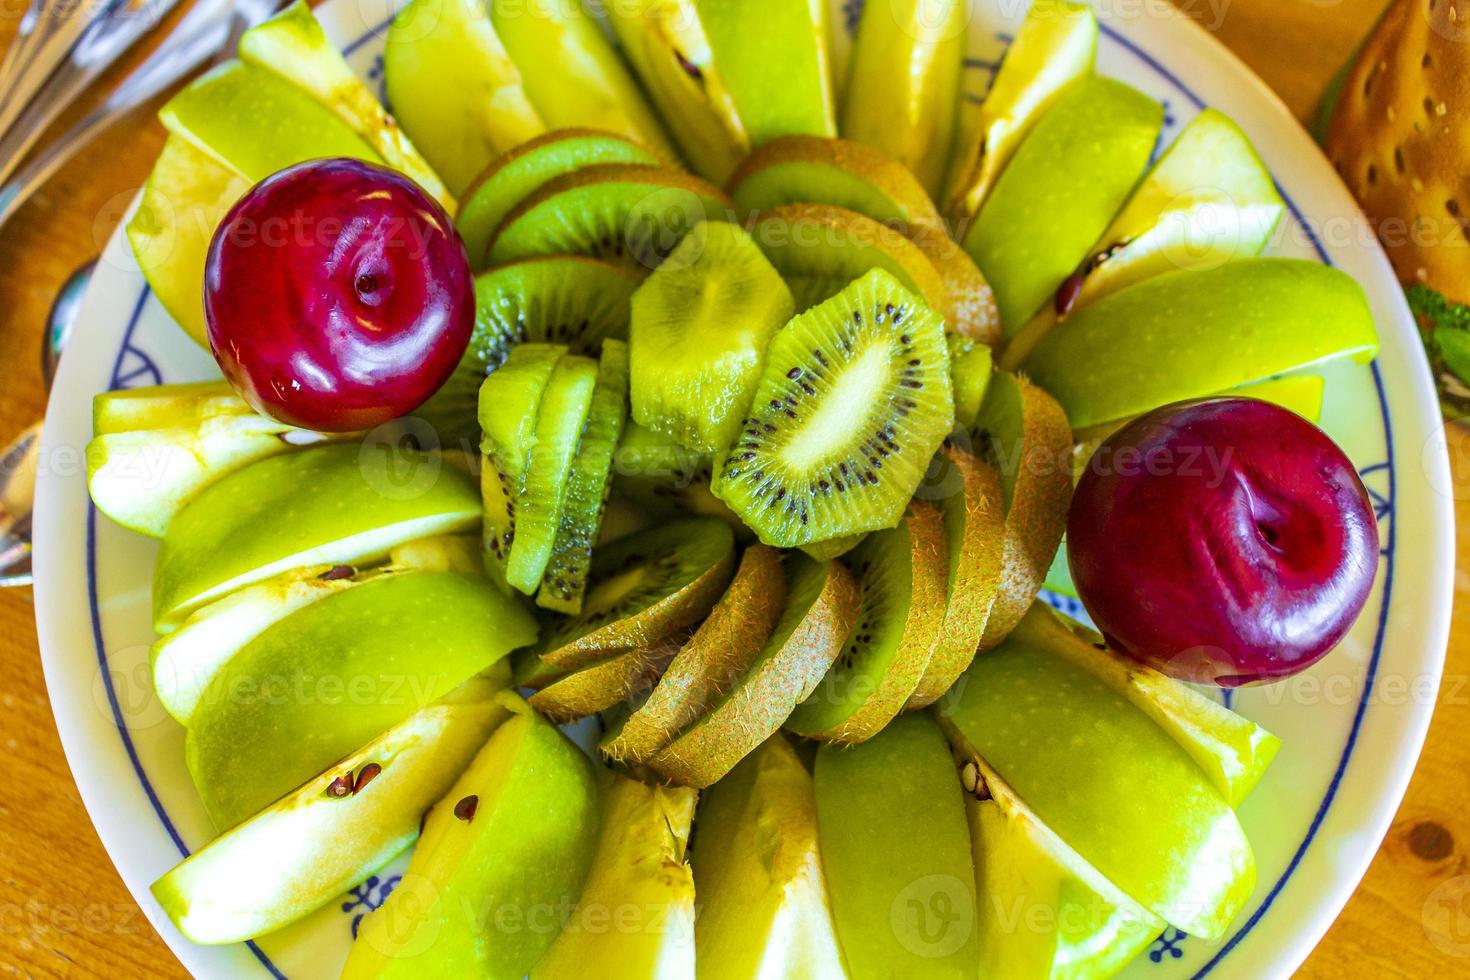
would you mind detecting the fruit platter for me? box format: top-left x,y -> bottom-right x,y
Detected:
30,0 -> 1454,977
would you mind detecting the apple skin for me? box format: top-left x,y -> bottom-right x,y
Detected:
814,712 -> 979,979
939,631 -> 1255,941
152,443 -> 481,630
153,674 -> 513,945
185,571 -> 533,831
1018,258 -> 1379,430
342,698 -> 600,979
1067,397 -> 1379,686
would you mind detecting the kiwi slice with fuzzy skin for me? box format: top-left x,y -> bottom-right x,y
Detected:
712,268 -> 953,549
421,258 -> 636,443
646,554 -> 860,787
524,631 -> 687,724
541,517 -> 736,671
537,341 -> 630,614
905,447 -> 1006,708
630,221 -> 794,452
728,136 -> 944,235
906,223 -> 1001,345
601,544 -> 786,763
503,354 -> 601,595
488,164 -> 734,273
749,204 -> 947,316
974,372 -> 1073,648
785,501 -> 947,743
948,335 -> 993,432
458,130 -> 658,270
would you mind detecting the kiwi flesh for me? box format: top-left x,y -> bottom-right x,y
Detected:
600,544 -> 786,764
974,372 -> 1073,647
646,554 -> 860,787
712,268 -> 953,549
537,340 -> 630,614
457,129 -> 659,270
421,257 -> 636,444
613,422 -> 746,532
630,221 -> 794,452
540,517 -> 736,671
748,204 -> 948,316
784,502 -> 947,743
728,136 -> 944,235
904,447 -> 1006,708
477,343 -> 565,485
487,164 -> 734,273
948,335 -> 994,432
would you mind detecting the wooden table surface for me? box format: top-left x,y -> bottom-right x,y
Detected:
0,0 -> 1464,976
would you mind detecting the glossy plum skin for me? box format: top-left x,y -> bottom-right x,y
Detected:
205,158 -> 473,431
1067,397 -> 1378,686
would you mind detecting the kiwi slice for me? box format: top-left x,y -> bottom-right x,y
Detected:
421,257 -> 637,443
905,447 -> 1006,708
728,135 -> 944,235
505,355 -> 600,594
948,335 -> 994,432
785,501 -> 947,743
646,554 -> 860,787
525,632 -> 686,724
749,204 -> 947,316
540,517 -> 736,671
906,223 -> 1001,346
630,221 -> 794,452
458,129 -> 659,270
612,422 -> 745,531
600,544 -> 786,764
537,340 -> 630,614
477,343 -> 565,484
712,268 -> 953,549
487,164 -> 734,272
974,372 -> 1073,647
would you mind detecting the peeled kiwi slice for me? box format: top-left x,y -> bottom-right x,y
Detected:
612,423 -> 747,532
785,502 -> 948,743
646,554 -> 860,787
712,268 -> 953,549
630,221 -> 794,452
728,135 -> 944,235
974,372 -> 1073,647
600,544 -> 786,764
487,164 -> 733,272
537,341 -> 630,614
948,335 -> 994,432
905,447 -> 1006,708
748,204 -> 948,316
421,257 -> 636,442
458,129 -> 659,269
540,517 -> 736,671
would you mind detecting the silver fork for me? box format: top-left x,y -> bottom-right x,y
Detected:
0,0 -> 130,138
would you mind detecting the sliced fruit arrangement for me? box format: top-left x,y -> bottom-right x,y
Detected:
100,1 -> 1399,973
384,0 -> 674,195
630,220 -> 794,452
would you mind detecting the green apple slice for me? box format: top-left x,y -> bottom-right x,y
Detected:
457,130 -> 658,270
692,734 -> 847,980
152,674 -> 513,945
841,0 -> 966,195
237,0 -> 452,210
963,75 -> 1162,335
1018,258 -> 1380,430
125,137 -> 251,348
487,0 -> 676,163
151,536 -> 481,726
813,712 -> 979,978
159,60 -> 382,182
532,775 -> 697,978
962,749 -> 1164,979
152,443 -> 481,630
342,698 -> 600,978
604,0 -> 749,183
1011,604 -> 1280,806
1002,108 -> 1285,368
186,571 -> 533,830
943,0 -> 1097,219
88,382 -> 336,539
694,0 -> 836,144
938,625 -> 1256,940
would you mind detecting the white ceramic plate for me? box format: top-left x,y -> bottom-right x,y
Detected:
32,0 -> 1455,976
